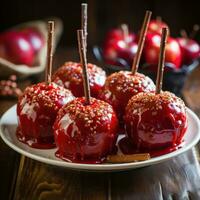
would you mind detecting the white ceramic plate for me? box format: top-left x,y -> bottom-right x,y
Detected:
0,105 -> 200,172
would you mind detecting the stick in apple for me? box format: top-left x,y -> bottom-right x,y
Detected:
190,24 -> 200,38
81,3 -> 88,49
156,27 -> 168,94
77,29 -> 91,104
121,24 -> 129,43
45,21 -> 55,84
180,29 -> 188,38
132,10 -> 152,74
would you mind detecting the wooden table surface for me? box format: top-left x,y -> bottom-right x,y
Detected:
1,48 -> 200,200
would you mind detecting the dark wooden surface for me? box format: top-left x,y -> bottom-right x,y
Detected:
1,48 -> 200,200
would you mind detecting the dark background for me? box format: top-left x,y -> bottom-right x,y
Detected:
0,0 -> 200,47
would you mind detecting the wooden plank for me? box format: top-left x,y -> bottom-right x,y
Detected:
110,149 -> 200,200
13,157 -> 108,200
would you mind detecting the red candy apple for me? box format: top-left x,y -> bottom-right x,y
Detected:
103,25 -> 137,66
148,19 -> 169,35
53,97 -> 119,163
104,27 -> 136,45
52,62 -> 106,98
17,82 -> 74,149
0,31 -> 35,66
144,33 -> 182,69
21,27 -> 44,53
98,71 -> 156,121
124,92 -> 187,150
177,37 -> 200,65
103,39 -> 138,66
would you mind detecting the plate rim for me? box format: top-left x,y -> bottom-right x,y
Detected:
0,104 -> 200,171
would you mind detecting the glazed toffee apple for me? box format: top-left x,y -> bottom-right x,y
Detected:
54,30 -> 118,163
124,28 -> 187,154
99,71 -> 155,121
17,21 -> 74,148
54,97 -> 118,163
17,82 -> 74,148
124,92 -> 187,151
99,11 -> 155,123
52,62 -> 106,98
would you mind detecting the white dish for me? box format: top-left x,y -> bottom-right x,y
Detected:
0,105 -> 200,172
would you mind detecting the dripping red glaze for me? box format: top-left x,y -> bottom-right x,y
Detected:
17,82 -> 74,149
52,62 -> 106,98
53,97 -> 119,163
124,91 -> 187,150
118,136 -> 184,157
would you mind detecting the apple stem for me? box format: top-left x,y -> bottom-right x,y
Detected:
156,27 -> 168,94
156,16 -> 162,23
121,24 -> 129,43
190,24 -> 200,38
132,10 -> 152,74
81,3 -> 88,50
45,21 -> 54,84
77,29 -> 91,105
180,29 -> 188,39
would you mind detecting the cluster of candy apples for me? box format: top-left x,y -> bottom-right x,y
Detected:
103,18 -> 200,71
0,27 -> 44,66
17,9 -> 187,164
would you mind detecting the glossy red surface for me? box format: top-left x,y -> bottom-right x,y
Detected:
21,27 -> 44,53
144,33 -> 182,69
98,71 -> 156,123
177,38 -> 200,65
0,31 -> 34,66
118,136 -> 183,157
103,39 -> 138,66
53,97 -> 119,163
124,92 -> 187,150
148,19 -> 169,35
52,62 -> 106,98
17,82 -> 74,149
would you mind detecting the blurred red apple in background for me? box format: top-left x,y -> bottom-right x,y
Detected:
103,25 -> 137,66
21,27 -> 44,53
148,18 -> 169,35
103,39 -> 138,66
144,33 -> 182,69
0,31 -> 34,66
177,37 -> 200,65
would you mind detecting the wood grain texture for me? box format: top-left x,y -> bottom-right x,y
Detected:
12,149 -> 200,200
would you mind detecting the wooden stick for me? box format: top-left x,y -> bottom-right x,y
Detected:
190,24 -> 200,38
121,24 -> 129,43
77,29 -> 91,104
132,11 -> 152,74
156,27 -> 168,94
180,29 -> 188,38
106,153 -> 151,163
45,21 -> 54,84
81,3 -> 88,50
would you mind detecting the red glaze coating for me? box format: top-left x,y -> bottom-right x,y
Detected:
118,136 -> 183,157
98,71 -> 156,123
53,97 -> 119,163
17,82 -> 74,149
52,62 -> 106,98
124,92 -> 187,150
144,33 -> 182,69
